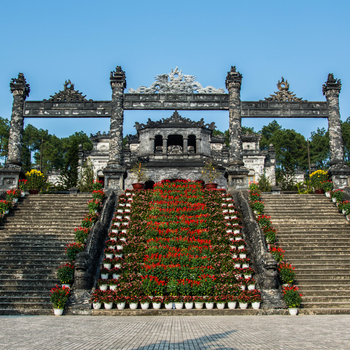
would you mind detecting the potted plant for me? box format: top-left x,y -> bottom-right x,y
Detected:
101,290 -> 114,310
331,189 -> 344,203
248,289 -> 262,309
65,242 -> 85,262
128,296 -> 139,310
18,179 -> 28,196
201,160 -> 220,189
278,262 -> 296,286
321,180 -> 333,197
183,295 -> 193,310
163,295 -> 174,310
204,295 -> 215,309
57,263 -> 74,288
0,200 -> 11,215
115,295 -> 127,310
74,227 -> 90,244
97,279 -> 109,291
193,296 -> 205,309
92,180 -> 104,191
227,295 -> 237,309
130,162 -> 148,190
50,285 -> 70,316
152,296 -> 163,310
90,289 -> 103,309
283,286 -> 302,315
25,169 -> 46,194
173,295 -> 184,309
310,169 -> 328,193
237,293 -> 250,309
87,198 -> 102,213
139,295 -> 151,310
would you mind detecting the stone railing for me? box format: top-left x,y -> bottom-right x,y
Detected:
231,190 -> 285,309
68,191 -> 117,314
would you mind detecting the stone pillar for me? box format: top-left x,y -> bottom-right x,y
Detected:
7,73 -> 30,166
103,66 -> 127,193
196,138 -> 201,154
0,73 -> 30,191
183,138 -> 188,154
162,138 -> 167,154
323,73 -> 350,189
224,66 -> 249,190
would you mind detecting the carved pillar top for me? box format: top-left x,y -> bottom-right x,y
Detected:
225,66 -> 243,92
10,73 -> 30,98
322,73 -> 341,96
110,66 -> 126,91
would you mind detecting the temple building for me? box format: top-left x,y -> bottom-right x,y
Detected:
79,111 -> 276,189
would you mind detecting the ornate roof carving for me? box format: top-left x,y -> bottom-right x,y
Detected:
10,73 -> 30,97
47,80 -> 90,102
90,131 -> 110,140
134,111 -> 216,131
264,77 -> 305,102
128,67 -> 225,94
322,73 -> 341,94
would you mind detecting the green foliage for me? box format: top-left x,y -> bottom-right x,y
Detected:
57,264 -> 74,284
78,160 -> 94,192
257,173 -> 272,192
296,180 -> 313,194
283,288 -> 302,308
0,117 -> 10,161
342,117 -> 350,166
60,138 -> 79,189
241,126 -> 255,135
309,127 -> 329,169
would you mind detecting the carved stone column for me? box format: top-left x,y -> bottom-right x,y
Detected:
103,66 -> 127,192
323,73 -> 350,189
0,73 -> 30,191
196,138 -> 201,154
183,138 -> 188,154
225,66 -> 249,190
162,138 -> 167,154
7,73 -> 30,166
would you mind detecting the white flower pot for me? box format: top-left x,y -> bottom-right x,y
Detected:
53,308 -> 64,316
240,254 -> 247,259
252,302 -> 260,309
205,302 -> 214,310
175,302 -> 183,310
116,245 -> 123,250
115,254 -> 123,258
228,302 -> 237,309
117,209 -> 123,213
238,245 -> 245,250
120,238 -> 126,242
164,303 -> 173,310
216,303 -> 225,309
332,198 -> 336,202
185,302 -> 193,310
21,192 -> 25,197
239,302 -> 248,309
116,215 -> 122,219
235,237 -> 242,241
242,263 -> 249,268
112,274 -> 120,279
325,191 -> 331,198
152,302 -> 161,310
101,273 -> 108,279
240,285 -> 246,291
232,254 -> 238,258
226,229 -> 232,233
110,285 -> 117,291
289,308 -> 298,316
141,302 -> 149,310
248,284 -> 255,291
92,302 -> 101,310
224,216 -> 230,220
62,284 -> 71,288
105,254 -> 113,259
103,263 -> 111,269
114,264 -> 121,268
234,263 -> 241,268
234,229 -> 240,234
129,302 -> 138,310
99,284 -> 108,291
244,274 -> 252,279
195,302 -> 204,309
111,229 -> 118,233
117,302 -> 126,310
104,302 -> 113,310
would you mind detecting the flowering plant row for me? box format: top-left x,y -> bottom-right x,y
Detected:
95,180 -> 261,311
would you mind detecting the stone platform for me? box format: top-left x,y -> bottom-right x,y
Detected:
1,315 -> 350,349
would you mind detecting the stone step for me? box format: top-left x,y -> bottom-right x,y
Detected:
283,247 -> 350,251
279,239 -> 350,243
0,242 -> 68,249
0,308 -> 53,315
0,268 -> 59,274
297,284 -> 350,291
296,279 -> 350,284
300,302 -> 350,308
294,267 -> 350,272
0,301 -> 53,309
299,308 -> 350,315
0,273 -> 58,280
300,290 -> 350,297
0,281 -> 59,288
0,235 -> 74,241
0,296 -> 51,303
0,290 -> 51,296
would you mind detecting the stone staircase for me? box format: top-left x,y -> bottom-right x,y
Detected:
0,194 -> 91,315
262,194 -> 350,314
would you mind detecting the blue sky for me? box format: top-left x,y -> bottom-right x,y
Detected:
1,0 -> 349,139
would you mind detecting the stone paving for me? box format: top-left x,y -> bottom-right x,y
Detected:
1,315 -> 350,350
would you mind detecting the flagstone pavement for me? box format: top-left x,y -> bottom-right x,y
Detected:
1,315 -> 349,350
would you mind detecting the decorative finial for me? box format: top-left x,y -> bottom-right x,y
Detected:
322,73 -> 341,95
110,66 -> 126,90
225,66 -> 243,91
10,73 -> 30,97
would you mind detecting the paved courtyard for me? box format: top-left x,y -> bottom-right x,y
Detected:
0,315 -> 349,350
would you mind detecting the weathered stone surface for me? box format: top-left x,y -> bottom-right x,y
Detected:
232,190 -> 285,309
109,66 -> 126,166
73,191 -> 117,291
225,66 -> 243,165
323,73 -> 344,166
7,73 -> 30,166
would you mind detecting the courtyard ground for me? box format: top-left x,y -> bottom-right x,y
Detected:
1,315 -> 349,349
